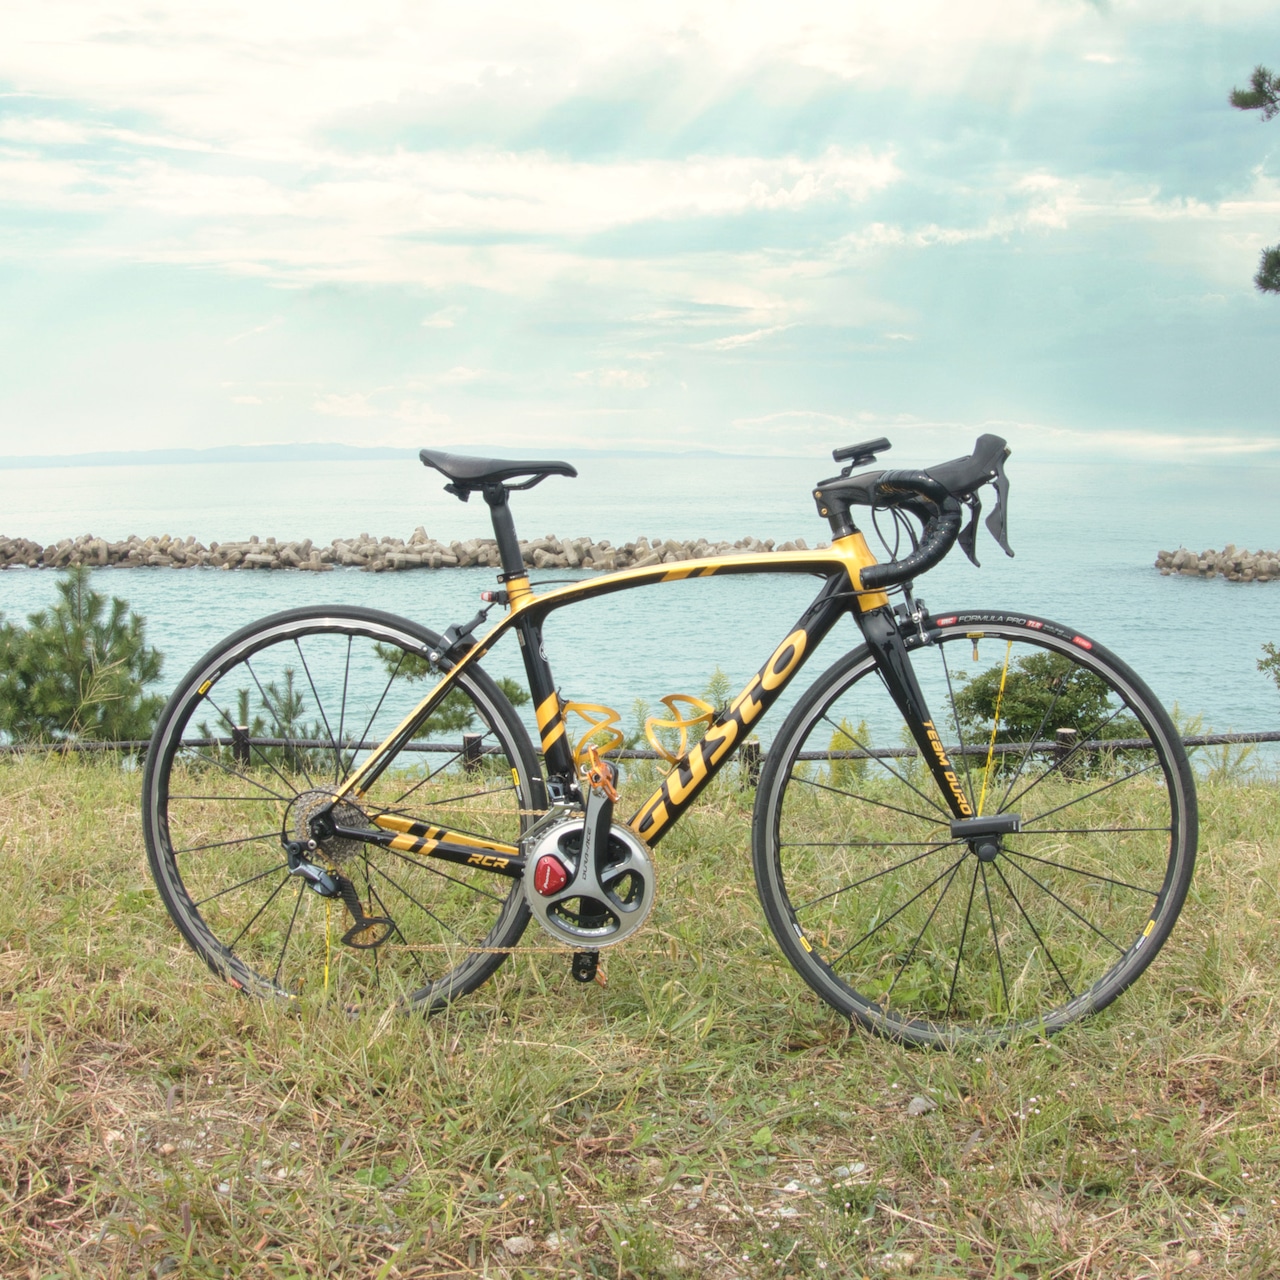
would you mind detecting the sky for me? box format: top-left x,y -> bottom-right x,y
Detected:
1,1 -> 1278,462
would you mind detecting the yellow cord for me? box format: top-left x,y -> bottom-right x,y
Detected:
324,899 -> 332,995
977,640 -> 1014,817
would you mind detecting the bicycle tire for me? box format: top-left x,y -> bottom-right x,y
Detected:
142,605 -> 540,1011
752,611 -> 1197,1046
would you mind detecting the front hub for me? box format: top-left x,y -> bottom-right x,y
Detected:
949,812 -> 1021,863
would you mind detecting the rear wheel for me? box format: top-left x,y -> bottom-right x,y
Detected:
752,612 -> 1197,1045
142,606 -> 540,1011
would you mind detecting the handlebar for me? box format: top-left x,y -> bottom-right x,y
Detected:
858,473 -> 963,590
814,433 -> 1013,592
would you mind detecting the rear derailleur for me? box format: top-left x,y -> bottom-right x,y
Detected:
284,840 -> 395,949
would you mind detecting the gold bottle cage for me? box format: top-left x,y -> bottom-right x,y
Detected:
562,701 -> 625,766
561,693 -> 717,768
644,694 -> 715,763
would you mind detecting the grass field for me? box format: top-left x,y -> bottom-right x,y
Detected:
1,753 -> 1278,1278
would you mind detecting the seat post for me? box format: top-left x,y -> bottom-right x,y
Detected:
482,483 -> 527,578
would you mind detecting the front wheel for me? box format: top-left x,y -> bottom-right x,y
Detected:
752,611 -> 1197,1046
142,606 -> 541,1011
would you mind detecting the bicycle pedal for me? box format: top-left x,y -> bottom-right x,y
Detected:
570,950 -> 600,984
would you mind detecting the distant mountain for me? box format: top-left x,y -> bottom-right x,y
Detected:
0,443 -> 419,468
0,441 -> 759,468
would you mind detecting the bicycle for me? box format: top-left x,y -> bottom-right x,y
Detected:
142,434 -> 1197,1045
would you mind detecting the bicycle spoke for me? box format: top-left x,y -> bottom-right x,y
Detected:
980,862 -> 1010,1014
202,693 -> 303,798
1020,825 -> 1169,836
364,872 -> 432,987
991,859 -> 1075,1000
349,651 -> 408,775
294,639 -> 342,783
367,861 -> 477,950
1020,758 -> 1164,827
1000,855 -> 1126,955
179,750 -> 293,803
243,658 -> 318,792
1001,702 -> 1138,812
830,854 -> 967,969
384,846 -> 510,904
794,840 -> 961,913
995,662 -> 1068,813
789,771 -> 949,829
193,861 -> 289,908
335,635 -> 353,783
174,830 -> 282,856
167,793 -> 285,802
1000,846 -> 1159,896
273,877 -> 307,985
945,860 -> 981,1019
782,838 -> 953,849
820,712 -> 951,817
883,857 -> 963,1004
227,873 -> 294,954
385,729 -> 504,810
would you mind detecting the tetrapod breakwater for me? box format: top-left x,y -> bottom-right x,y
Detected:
1155,546 -> 1280,583
0,531 -> 830,573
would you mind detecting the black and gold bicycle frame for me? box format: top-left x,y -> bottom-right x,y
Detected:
321,502 -> 975,878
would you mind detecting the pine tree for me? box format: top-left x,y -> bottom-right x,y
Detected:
0,566 -> 164,742
1231,65 -> 1280,293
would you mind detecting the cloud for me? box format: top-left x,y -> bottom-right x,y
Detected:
225,318 -> 282,344
698,323 -> 794,351
575,368 -> 651,388
230,394 -> 263,404
391,400 -> 451,427
422,306 -> 465,328
313,392 -> 379,418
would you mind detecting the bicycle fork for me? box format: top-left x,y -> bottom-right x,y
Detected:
855,605 -> 975,821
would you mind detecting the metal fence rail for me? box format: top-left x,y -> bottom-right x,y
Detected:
3,729 -> 1278,760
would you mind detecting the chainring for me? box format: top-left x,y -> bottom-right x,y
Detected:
522,816 -> 655,948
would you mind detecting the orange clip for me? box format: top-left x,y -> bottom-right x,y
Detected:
585,745 -> 619,802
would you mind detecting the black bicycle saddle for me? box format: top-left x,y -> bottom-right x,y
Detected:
419,448 -> 578,495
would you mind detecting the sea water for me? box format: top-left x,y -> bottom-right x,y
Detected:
1,451 -> 1277,755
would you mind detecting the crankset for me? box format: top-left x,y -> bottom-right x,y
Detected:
522,754 -> 655,947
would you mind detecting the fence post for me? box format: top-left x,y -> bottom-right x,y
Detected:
741,737 -> 762,787
462,733 -> 483,774
232,724 -> 250,765
1054,727 -> 1078,774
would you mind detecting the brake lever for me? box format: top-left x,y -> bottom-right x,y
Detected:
985,452 -> 1014,558
957,494 -> 982,567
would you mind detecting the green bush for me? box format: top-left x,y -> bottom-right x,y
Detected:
0,566 -> 163,743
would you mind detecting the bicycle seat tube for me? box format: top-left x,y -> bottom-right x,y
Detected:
482,482 -> 579,788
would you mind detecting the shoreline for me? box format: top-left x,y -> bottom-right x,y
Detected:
0,531 -> 829,574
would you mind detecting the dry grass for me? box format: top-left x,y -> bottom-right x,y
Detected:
1,754 -> 1278,1279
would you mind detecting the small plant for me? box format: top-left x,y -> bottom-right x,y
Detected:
0,566 -> 163,743
1260,642 -> 1280,695
827,717 -> 870,787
